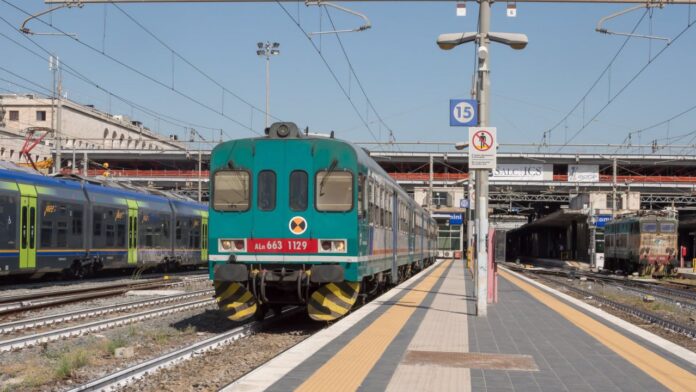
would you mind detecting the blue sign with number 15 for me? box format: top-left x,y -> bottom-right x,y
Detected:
450,99 -> 478,127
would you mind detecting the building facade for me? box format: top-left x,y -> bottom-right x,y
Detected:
0,94 -> 184,165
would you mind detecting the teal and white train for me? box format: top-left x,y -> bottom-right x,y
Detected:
208,122 -> 437,321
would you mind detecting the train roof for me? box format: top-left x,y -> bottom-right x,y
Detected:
0,163 -> 203,208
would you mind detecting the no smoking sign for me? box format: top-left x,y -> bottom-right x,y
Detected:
468,127 -> 497,170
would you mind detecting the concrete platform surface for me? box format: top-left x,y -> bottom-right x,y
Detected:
229,259 -> 696,392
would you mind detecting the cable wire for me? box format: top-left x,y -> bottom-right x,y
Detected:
2,0 -> 260,136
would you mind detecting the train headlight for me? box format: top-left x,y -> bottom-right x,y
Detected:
321,240 -> 332,251
319,239 -> 347,253
219,239 -> 246,252
333,240 -> 346,253
277,124 -> 290,137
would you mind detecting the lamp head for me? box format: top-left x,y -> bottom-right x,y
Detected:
436,32 -> 478,50
455,142 -> 469,151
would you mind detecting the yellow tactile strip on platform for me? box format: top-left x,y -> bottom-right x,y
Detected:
295,259 -> 453,392
499,269 -> 696,392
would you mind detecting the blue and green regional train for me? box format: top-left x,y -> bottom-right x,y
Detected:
208,122 -> 437,321
0,165 -> 208,277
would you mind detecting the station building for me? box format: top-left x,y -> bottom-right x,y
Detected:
0,93 -> 184,165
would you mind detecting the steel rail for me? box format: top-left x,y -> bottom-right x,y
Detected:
0,276 -> 209,316
67,307 -> 302,392
0,289 -> 214,334
0,297 -> 215,352
530,273 -> 696,339
0,279 -> 168,304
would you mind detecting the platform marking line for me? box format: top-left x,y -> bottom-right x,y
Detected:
226,260 -> 444,392
499,266 -> 696,365
295,260 -> 452,392
499,268 -> 696,392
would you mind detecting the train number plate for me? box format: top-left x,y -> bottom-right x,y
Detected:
247,239 -> 318,253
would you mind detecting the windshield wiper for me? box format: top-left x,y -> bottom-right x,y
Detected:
319,159 -> 338,196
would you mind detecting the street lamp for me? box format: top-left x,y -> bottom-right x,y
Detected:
256,41 -> 280,129
437,2 -> 528,316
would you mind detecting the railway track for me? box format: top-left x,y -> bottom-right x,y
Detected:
0,289 -> 214,335
0,274 -> 209,316
66,308 -> 302,392
522,271 -> 696,339
0,296 -> 216,352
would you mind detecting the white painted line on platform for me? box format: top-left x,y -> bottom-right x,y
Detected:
226,259 -> 445,392
500,266 -> 696,366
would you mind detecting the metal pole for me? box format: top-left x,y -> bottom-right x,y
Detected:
198,145 -> 203,202
428,154 -> 433,208
612,157 -> 617,213
467,171 -> 475,268
54,63 -> 62,174
475,0 -> 491,316
265,53 -> 270,129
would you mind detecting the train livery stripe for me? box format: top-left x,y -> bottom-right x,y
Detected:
307,282 -> 360,321
499,269 -> 696,392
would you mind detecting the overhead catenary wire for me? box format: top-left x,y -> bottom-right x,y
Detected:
539,10 -> 649,148
323,6 -> 399,149
558,15 -> 696,152
109,3 -> 281,123
2,0 -> 260,136
275,1 -> 385,147
0,13 -> 232,139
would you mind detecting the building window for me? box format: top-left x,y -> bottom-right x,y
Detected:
36,111 -> 47,121
9,111 -> 18,121
431,191 -> 451,207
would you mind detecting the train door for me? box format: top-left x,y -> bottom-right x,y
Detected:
127,200 -> 138,265
18,184 -> 37,269
201,213 -> 208,262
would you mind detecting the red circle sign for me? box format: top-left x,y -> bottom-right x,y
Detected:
471,130 -> 493,152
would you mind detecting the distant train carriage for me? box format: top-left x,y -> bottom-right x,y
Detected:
0,166 -> 207,277
604,210 -> 678,275
208,122 -> 437,322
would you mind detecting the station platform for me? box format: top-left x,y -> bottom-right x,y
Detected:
229,259 -> 696,392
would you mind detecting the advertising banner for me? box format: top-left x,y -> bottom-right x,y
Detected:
568,164 -> 599,183
490,164 -> 551,181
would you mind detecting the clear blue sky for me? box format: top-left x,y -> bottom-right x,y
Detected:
1,1 -> 695,150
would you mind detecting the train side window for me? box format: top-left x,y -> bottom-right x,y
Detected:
72,210 -> 83,236
0,194 -> 18,249
357,174 -> 365,218
289,170 -> 308,211
660,222 -> 675,233
316,171 -> 353,212
213,170 -> 250,211
116,220 -> 127,247
257,170 -> 276,211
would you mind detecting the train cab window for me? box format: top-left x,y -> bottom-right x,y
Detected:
316,171 -> 353,212
213,170 -> 250,211
257,170 -> 276,211
289,170 -> 308,211
642,223 -> 657,233
660,222 -> 675,233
